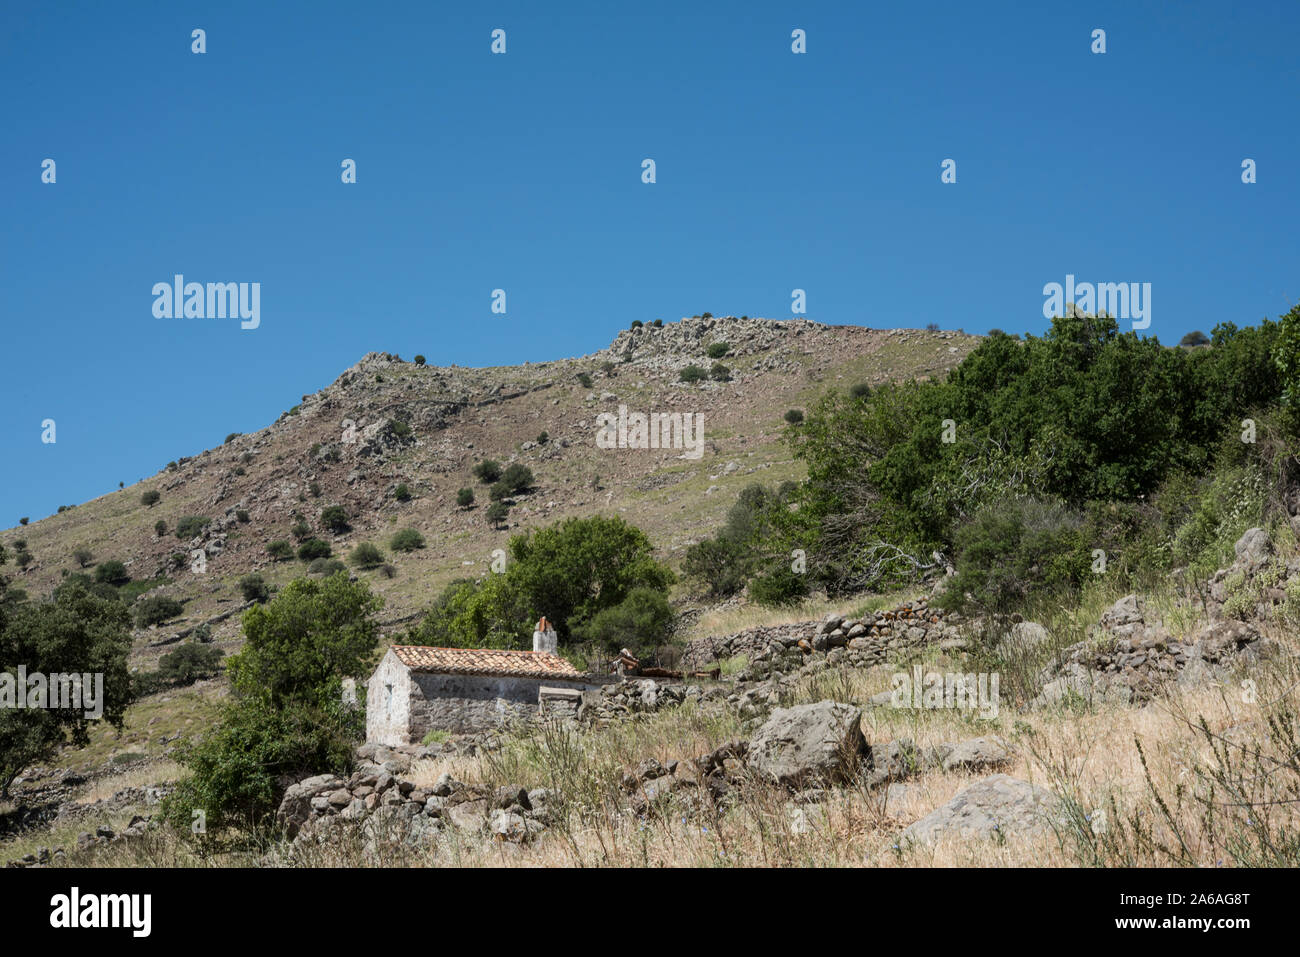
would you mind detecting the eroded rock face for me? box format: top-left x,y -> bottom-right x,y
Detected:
901,774 -> 1062,844
747,701 -> 868,787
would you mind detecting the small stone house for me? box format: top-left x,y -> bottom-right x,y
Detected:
366,618 -> 599,744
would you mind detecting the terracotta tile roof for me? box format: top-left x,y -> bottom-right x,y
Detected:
390,645 -> 589,681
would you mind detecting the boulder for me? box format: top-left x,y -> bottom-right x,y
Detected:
901,774 -> 1061,843
747,700 -> 868,787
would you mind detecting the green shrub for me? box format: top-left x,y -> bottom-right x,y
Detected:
706,342 -> 730,359
536,431 -> 549,445
320,505 -> 350,533
576,372 -> 593,389
486,501 -> 510,527
297,539 -> 332,561
19,517 -> 28,526
158,643 -> 224,685
748,566 -> 809,606
631,320 -> 643,329
291,518 -> 312,541
710,362 -> 731,382
73,547 -> 93,568
456,488 -> 474,508
784,409 -> 804,424
224,432 -> 240,444
235,509 -> 250,523
679,364 -> 707,384
473,460 -> 502,483
390,528 -> 425,552
239,573 -> 271,603
154,519 -> 168,537
175,516 -> 208,539
414,355 -> 426,366
350,543 -> 384,569
267,540 -> 294,561
141,490 -> 161,507
134,594 -> 183,628
308,558 -> 346,576
571,586 -> 675,655
849,382 -> 872,400
394,483 -> 412,502
94,560 -> 130,586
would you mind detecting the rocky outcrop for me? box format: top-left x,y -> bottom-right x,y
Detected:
1034,593 -> 1280,707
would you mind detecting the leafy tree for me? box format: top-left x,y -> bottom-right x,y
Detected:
227,573 -> 382,710
571,586 -> 675,655
73,547 -> 93,568
308,558 -> 346,576
154,519 -> 167,537
414,355 -> 426,366
0,579 -> 133,797
320,505 -> 350,533
456,488 -> 474,508
267,540 -> 294,561
1180,330 -> 1211,347
486,501 -> 510,527
473,460 -> 502,483
140,490 -> 161,507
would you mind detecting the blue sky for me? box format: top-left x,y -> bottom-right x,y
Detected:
2,0 -> 1297,524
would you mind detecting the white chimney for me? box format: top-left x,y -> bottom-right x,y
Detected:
532,616 -> 558,655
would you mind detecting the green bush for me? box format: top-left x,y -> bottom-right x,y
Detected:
572,586 -> 676,655
297,539 -> 332,561
576,372 -> 593,389
710,362 -> 731,382
486,501 -> 510,526
473,460 -> 502,483
73,547 -> 93,568
267,540 -> 294,561
308,558 -> 346,576
235,509 -> 250,523
158,643 -> 224,685
141,490 -> 161,507
349,543 -> 384,569
320,505 -> 350,533
414,355 -> 426,366
456,488 -> 474,508
175,516 -> 208,540
291,518 -> 312,541
394,483 -> 412,502
390,528 -> 425,552
706,342 -> 730,359
239,573 -> 271,603
784,409 -> 804,424
748,566 -> 809,607
940,497 -> 1092,615
154,519 -> 168,537
134,594 -> 183,628
679,364 -> 707,384
94,560 -> 130,586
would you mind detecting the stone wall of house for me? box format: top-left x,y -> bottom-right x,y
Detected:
408,673 -> 597,736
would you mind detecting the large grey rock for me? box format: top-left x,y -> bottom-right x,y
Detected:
1234,527 -> 1272,567
747,700 -> 868,787
276,774 -> 344,836
901,774 -> 1061,843
998,622 -> 1050,657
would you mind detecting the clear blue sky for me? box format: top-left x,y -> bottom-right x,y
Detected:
2,0 -> 1297,525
